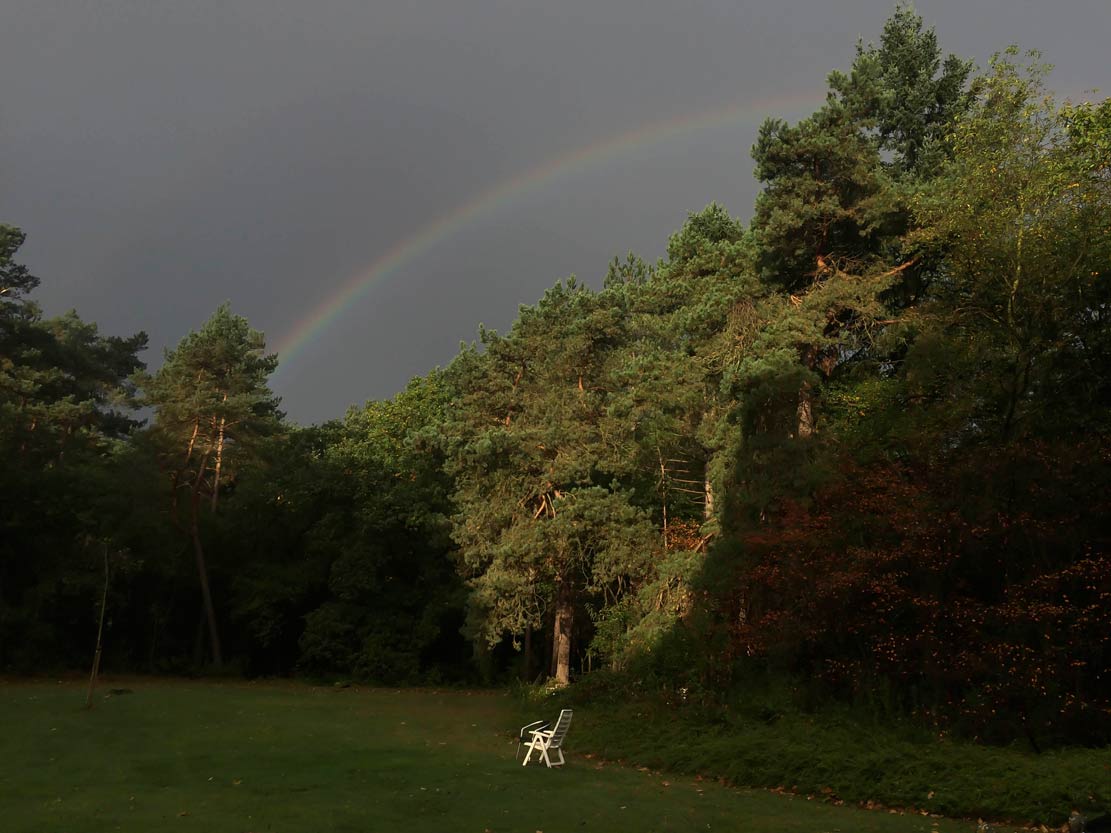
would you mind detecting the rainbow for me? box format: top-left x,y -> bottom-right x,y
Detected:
272,90 -> 821,375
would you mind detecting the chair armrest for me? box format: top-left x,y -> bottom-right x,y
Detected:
519,720 -> 550,740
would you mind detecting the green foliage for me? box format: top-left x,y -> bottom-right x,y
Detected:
292,376 -> 466,681
569,689 -> 1107,827
4,8 -> 1110,798
908,50 -> 1111,443
751,105 -> 901,291
0,224 -> 38,301
444,281 -> 667,681
136,304 -> 282,666
0,228 -> 149,670
602,250 -> 655,288
704,50 -> 1111,748
140,303 -> 281,481
827,4 -> 975,178
665,202 -> 746,265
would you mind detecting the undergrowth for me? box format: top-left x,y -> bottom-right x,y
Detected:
521,673 -> 1111,828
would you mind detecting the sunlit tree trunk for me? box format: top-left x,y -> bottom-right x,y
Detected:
211,413 -> 226,512
797,381 -> 815,438
797,345 -> 817,439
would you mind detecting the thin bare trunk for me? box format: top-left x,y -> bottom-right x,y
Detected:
190,493 -> 223,667
184,418 -> 200,466
1002,356 -> 1033,444
658,447 -> 669,547
84,544 -> 110,710
703,471 -> 714,521
1008,197 -> 1025,332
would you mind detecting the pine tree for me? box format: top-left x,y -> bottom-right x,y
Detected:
140,304 -> 280,666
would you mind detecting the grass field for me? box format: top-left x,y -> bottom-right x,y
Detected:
2,679 -> 1000,833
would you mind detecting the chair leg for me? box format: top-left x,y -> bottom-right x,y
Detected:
539,743 -> 552,768
553,747 -> 564,766
522,740 -> 536,766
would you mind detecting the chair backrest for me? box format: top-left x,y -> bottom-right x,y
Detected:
548,709 -> 573,748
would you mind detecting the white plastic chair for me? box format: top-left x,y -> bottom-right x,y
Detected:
521,709 -> 572,767
515,719 -> 550,761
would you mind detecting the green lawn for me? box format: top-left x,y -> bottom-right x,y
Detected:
2,679 -> 993,833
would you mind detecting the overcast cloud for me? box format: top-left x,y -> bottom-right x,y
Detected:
2,0 -> 1108,422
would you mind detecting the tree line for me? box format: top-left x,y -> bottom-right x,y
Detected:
2,8 -> 1108,748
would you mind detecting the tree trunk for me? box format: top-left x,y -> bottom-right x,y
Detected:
548,613 -> 558,678
84,544 -> 110,710
190,502 -> 223,667
208,415 -> 224,513
523,624 -> 532,682
796,380 -> 815,438
184,417 -> 200,465
211,399 -> 227,513
797,344 -> 818,439
658,447 -> 670,547
552,582 -> 574,685
703,471 -> 714,521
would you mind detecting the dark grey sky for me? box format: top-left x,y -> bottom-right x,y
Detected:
2,1 -> 1107,423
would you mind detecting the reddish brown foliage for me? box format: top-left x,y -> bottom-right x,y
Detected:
725,441 -> 1111,744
